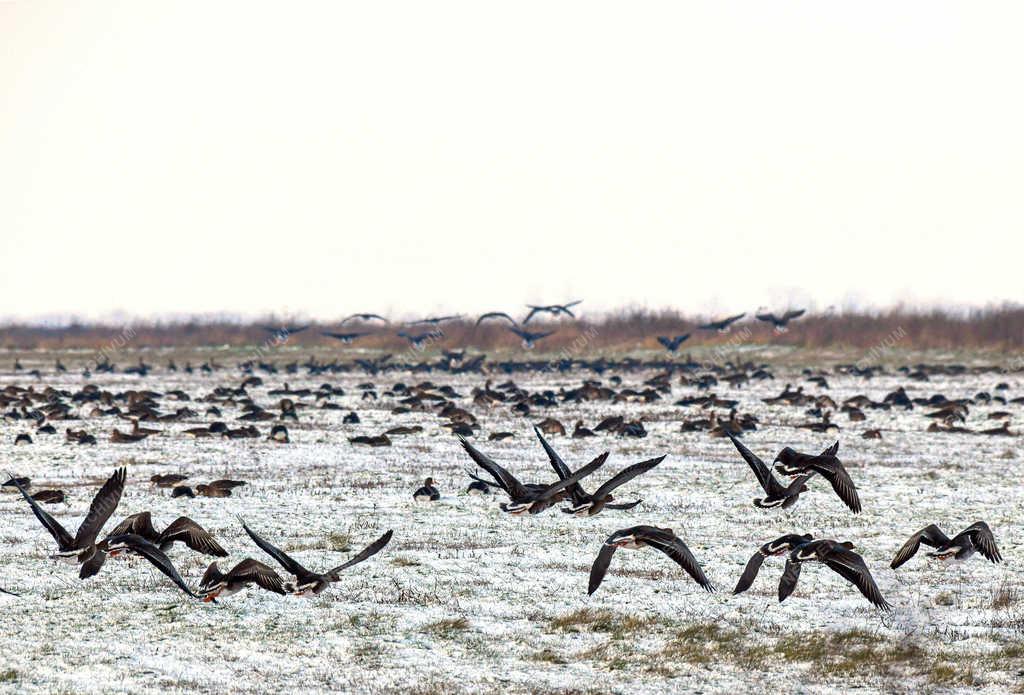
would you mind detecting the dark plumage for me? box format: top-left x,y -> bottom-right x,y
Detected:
783,539 -> 891,610
891,522 -> 1001,568
241,519 -> 392,596
589,526 -> 714,595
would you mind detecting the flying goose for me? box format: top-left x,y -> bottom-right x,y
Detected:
589,526 -> 714,595
535,428 -> 663,516
773,442 -> 860,513
506,327 -> 555,349
523,301 -> 582,323
321,331 -> 372,344
781,539 -> 891,610
726,434 -> 815,510
475,312 -> 519,327
755,308 -> 806,331
107,512 -> 228,557
7,467 -> 126,569
697,313 -> 746,332
340,313 -> 389,325
656,334 -> 691,353
891,522 -> 1001,568
733,533 -> 813,595
240,519 -> 392,597
458,436 -> 606,515
199,559 -> 288,602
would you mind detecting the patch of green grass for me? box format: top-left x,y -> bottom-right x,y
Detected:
423,616 -> 470,638
549,608 -> 652,639
327,532 -> 351,552
0,670 -> 17,683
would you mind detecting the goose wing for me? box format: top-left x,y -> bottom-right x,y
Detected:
588,542 -> 618,595
458,437 -> 528,499
964,522 -> 1002,563
326,530 -> 393,578
727,434 -> 779,495
229,558 -> 288,595
74,467 -> 126,548
160,517 -> 228,557
824,547 -> 891,610
891,524 -> 949,569
778,559 -> 802,602
533,452 -> 607,503
733,551 -> 765,594
534,427 -> 586,501
806,458 -> 861,513
592,455 -> 665,500
642,530 -> 714,592
6,471 -> 74,550
107,534 -> 198,598
109,512 -> 158,542
240,519 -> 311,580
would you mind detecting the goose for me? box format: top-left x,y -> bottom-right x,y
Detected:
107,512 -> 227,557
458,437 -> 605,515
506,327 -> 555,349
726,434 -> 816,510
535,428 -> 662,516
697,313 -> 746,332
522,301 -> 582,324
733,533 -> 814,595
589,526 -> 714,595
755,308 -> 806,331
656,334 -> 691,353
198,559 -> 288,602
6,468 -> 126,572
773,442 -> 860,513
891,522 -> 1001,568
240,519 -> 392,597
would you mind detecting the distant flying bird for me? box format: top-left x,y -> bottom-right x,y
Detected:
523,301 -> 582,324
475,312 -> 519,327
781,539 -> 891,610
755,308 -> 806,331
588,526 -> 714,595
890,522 -> 1001,568
321,331 -> 372,344
259,325 -> 309,336
340,313 -> 389,325
506,327 -> 555,349
408,315 -> 461,326
240,519 -> 392,596
656,334 -> 691,353
697,313 -> 746,332
398,331 -> 443,348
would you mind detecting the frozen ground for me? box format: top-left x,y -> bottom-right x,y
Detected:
0,349 -> 1021,694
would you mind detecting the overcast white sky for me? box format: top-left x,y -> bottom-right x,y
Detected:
1,1 -> 1021,323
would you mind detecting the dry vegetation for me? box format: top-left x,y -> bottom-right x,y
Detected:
3,305 -> 1024,351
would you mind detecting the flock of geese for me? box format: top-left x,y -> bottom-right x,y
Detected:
0,322 -> 1011,610
273,303 -> 808,351
2,418 -> 1003,610
3,468 -> 393,601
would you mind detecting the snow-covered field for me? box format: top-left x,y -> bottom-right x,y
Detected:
0,349 -> 1021,694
